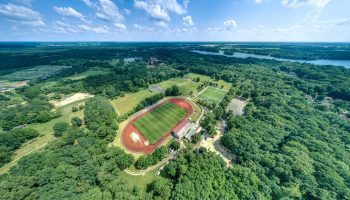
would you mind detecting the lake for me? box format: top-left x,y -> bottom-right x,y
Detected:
192,50 -> 350,69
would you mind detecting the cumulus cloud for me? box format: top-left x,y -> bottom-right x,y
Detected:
54,7 -> 85,20
134,0 -> 188,27
133,24 -> 154,31
79,24 -> 109,33
223,19 -> 237,29
135,1 -> 170,22
81,0 -> 96,8
0,3 -> 45,27
53,21 -> 79,34
0,3 -> 41,21
155,21 -> 169,28
205,19 -> 238,34
114,23 -> 127,30
96,0 -> 124,22
182,15 -> 194,26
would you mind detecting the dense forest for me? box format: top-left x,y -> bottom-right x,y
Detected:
0,43 -> 349,199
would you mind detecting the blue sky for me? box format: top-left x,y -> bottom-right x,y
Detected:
0,0 -> 349,41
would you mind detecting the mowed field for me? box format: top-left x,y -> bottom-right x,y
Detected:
198,86 -> 227,104
133,102 -> 188,144
111,73 -> 231,115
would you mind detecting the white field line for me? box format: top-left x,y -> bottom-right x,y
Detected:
195,86 -> 209,97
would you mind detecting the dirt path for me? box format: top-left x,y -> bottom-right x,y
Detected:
50,93 -> 93,107
0,142 -> 49,174
197,131 -> 235,167
124,155 -> 173,176
195,86 -> 208,97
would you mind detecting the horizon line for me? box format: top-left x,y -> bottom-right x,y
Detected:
0,41 -> 350,43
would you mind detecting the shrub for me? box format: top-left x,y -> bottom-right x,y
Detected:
53,122 -> 69,137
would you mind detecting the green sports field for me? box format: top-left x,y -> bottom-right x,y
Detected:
133,102 -> 188,144
198,86 -> 227,104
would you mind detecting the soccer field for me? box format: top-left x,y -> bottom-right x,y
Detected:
133,102 -> 188,144
198,86 -> 227,104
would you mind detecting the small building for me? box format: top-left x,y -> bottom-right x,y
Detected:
171,120 -> 200,140
171,120 -> 190,139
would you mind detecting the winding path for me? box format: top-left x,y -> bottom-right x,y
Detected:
124,150 -> 178,176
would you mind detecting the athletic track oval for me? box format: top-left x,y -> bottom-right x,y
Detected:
121,98 -> 193,154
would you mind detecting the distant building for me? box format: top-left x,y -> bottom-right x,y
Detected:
148,57 -> 159,66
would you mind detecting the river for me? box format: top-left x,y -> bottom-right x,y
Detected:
192,50 -> 350,69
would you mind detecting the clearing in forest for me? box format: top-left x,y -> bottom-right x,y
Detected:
226,98 -> 246,116
50,93 -> 93,107
198,86 -> 227,104
133,102 -> 188,144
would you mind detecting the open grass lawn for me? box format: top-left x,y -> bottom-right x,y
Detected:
0,100 -> 86,174
111,73 -> 231,115
120,168 -> 158,196
198,86 -> 227,104
133,102 -> 187,144
111,89 -> 154,115
64,67 -> 111,80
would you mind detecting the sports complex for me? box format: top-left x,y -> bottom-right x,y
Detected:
121,98 -> 193,154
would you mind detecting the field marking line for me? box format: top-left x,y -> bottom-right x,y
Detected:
196,86 -> 209,97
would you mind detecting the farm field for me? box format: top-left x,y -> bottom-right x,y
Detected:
0,65 -> 71,81
133,102 -> 188,144
198,86 -> 227,104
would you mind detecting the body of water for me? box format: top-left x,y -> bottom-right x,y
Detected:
192,50 -> 350,69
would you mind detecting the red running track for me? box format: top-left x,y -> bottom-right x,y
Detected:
121,98 -> 193,154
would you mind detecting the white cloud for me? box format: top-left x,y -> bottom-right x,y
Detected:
155,21 -> 169,28
133,24 -> 154,31
54,7 -> 85,20
255,0 -> 263,3
123,8 -> 131,15
182,15 -> 194,26
79,24 -> 109,33
22,20 -> 45,27
14,0 -> 35,7
0,3 -> 45,28
96,0 -> 124,22
134,0 -> 188,27
135,2 -> 170,22
223,19 -> 237,29
281,0 -> 331,8
53,21 -> 79,34
114,23 -> 127,30
0,3 -> 41,21
81,0 -> 96,8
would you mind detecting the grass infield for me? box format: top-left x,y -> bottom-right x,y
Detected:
133,102 -> 188,144
198,86 -> 227,104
